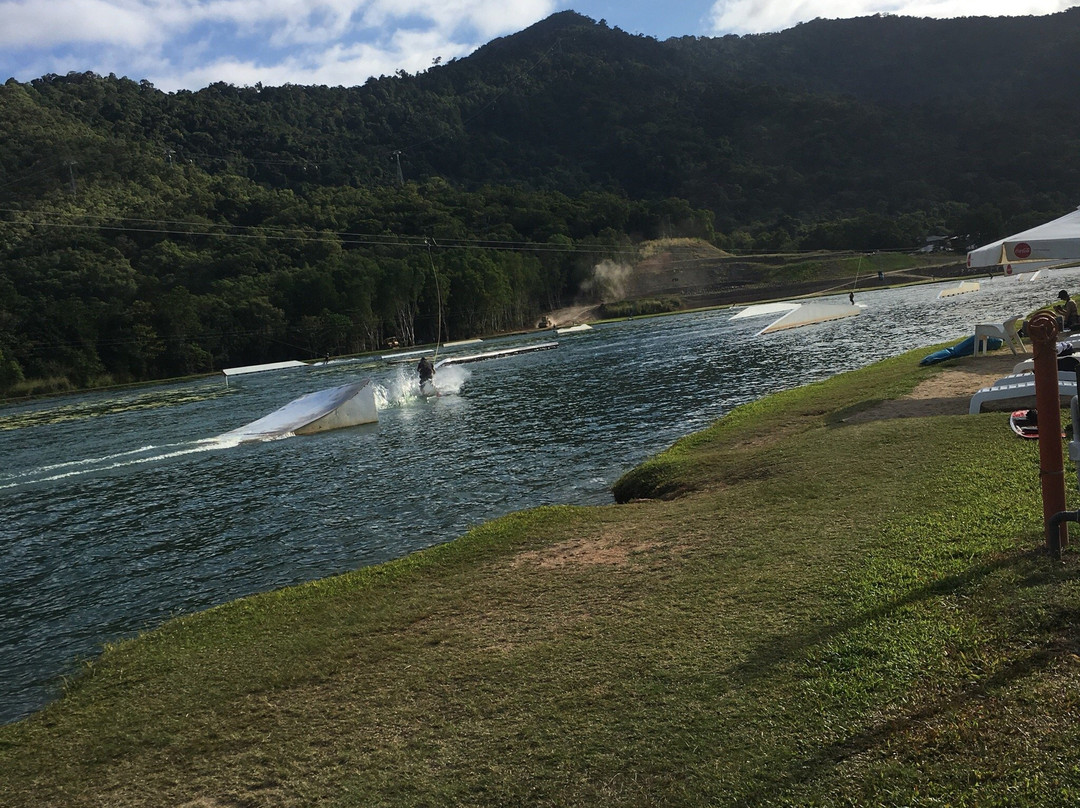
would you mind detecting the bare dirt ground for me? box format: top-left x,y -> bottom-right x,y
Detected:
537,240 -> 963,329
544,304 -> 602,328
842,352 -> 1027,423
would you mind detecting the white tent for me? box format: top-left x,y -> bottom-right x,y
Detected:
967,205 -> 1080,269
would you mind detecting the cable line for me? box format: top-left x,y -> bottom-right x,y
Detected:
0,208 -> 639,256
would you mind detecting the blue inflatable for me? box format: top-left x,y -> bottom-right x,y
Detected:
920,335 -> 1002,366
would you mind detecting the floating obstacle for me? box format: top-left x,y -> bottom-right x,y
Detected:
938,281 -> 981,298
443,338 -> 483,348
436,342 -> 558,367
381,348 -> 434,363
222,360 -> 307,386
219,380 -> 378,442
757,301 -> 861,334
732,301 -> 861,334
730,302 -> 801,321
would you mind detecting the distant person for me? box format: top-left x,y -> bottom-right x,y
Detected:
417,356 -> 435,388
848,291 -> 855,305
1055,290 -> 1080,331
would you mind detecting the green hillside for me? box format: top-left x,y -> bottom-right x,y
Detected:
3,9 -> 1079,392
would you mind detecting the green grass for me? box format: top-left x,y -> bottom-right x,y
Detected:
4,348 -> 1080,806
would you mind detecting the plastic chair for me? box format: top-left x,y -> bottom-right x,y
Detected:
969,376 -> 1077,414
974,316 -> 1026,356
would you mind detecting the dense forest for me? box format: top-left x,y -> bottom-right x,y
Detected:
3,9 -> 1080,393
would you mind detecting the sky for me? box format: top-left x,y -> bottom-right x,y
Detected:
1,0 -> 1078,93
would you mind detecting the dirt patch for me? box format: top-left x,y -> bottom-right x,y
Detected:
512,534 -> 663,569
843,352 -> 1027,423
544,304 -> 603,328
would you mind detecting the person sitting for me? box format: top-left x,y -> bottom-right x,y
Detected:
1055,290 -> 1080,331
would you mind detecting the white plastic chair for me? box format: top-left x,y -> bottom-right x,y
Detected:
970,376 -> 1077,414
974,316 -> 1026,356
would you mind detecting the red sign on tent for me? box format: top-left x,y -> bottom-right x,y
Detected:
1014,242 -> 1032,259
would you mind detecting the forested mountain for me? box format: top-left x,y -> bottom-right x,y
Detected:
2,9 -> 1079,392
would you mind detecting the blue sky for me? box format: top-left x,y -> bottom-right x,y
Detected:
1,0 -> 1077,92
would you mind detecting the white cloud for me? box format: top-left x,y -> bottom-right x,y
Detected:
0,0 -> 161,48
159,27 -> 476,89
0,0 -> 560,89
0,0 -> 557,84
361,0 -> 556,37
0,0 -> 557,49
708,0 -> 1080,34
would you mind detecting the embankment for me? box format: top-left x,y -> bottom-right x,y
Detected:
2,347 -> 1077,807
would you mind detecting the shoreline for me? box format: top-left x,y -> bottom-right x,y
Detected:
4,346 -> 1068,805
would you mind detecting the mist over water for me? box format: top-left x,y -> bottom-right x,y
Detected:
3,270 -> 1080,723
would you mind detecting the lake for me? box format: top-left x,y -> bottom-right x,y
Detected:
3,269 -> 1079,723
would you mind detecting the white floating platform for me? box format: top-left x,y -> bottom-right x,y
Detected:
222,360 -> 308,378
220,380 -> 378,441
443,338 -> 483,348
436,341 -> 558,367
731,302 -> 800,321
381,349 -> 434,362
757,302 -> 862,334
938,281 -> 981,298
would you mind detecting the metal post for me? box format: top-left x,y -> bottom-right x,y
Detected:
1027,311 -> 1068,555
392,150 -> 404,187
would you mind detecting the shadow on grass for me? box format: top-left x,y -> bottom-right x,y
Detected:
730,547 -> 1065,686
730,546 -> 1080,801
739,642 -> 1067,804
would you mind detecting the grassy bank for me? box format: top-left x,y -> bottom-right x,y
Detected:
3,349 -> 1080,806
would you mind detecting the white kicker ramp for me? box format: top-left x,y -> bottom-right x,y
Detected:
220,380 -> 378,442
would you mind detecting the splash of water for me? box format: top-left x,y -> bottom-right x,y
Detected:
375,364 -> 470,407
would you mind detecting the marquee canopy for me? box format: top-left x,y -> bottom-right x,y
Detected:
967,205 -> 1080,269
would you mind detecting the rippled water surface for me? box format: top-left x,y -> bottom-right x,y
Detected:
4,270 -> 1080,722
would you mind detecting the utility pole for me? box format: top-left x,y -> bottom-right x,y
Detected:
392,150 -> 404,187
65,161 -> 77,197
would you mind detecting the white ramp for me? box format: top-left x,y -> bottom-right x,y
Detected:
220,380 -> 378,442
938,281 -> 981,299
731,302 -> 800,320
757,302 -> 861,334
222,360 -> 307,381
436,341 -> 558,367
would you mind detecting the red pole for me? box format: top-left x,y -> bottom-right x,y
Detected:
1027,311 -> 1068,555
